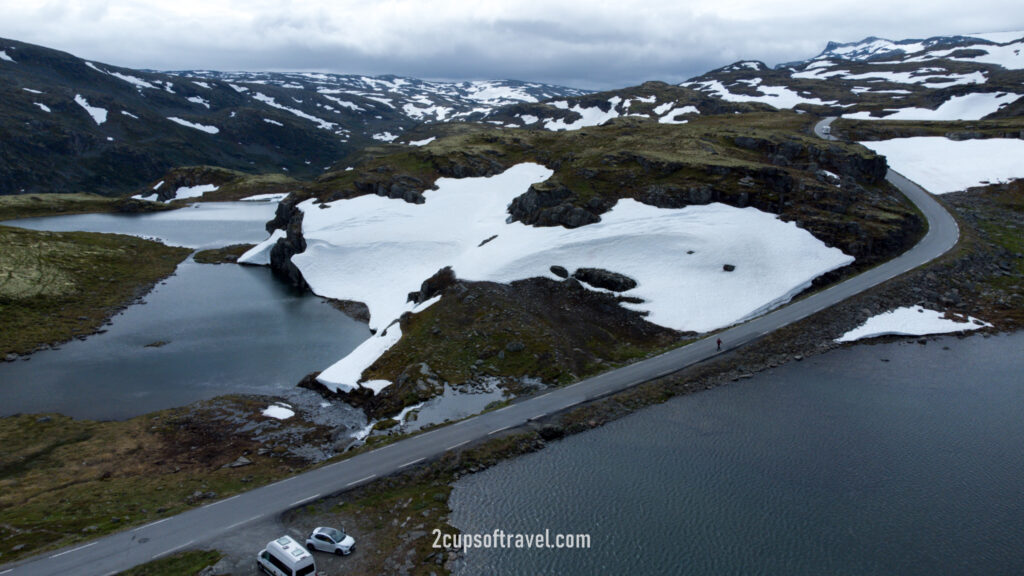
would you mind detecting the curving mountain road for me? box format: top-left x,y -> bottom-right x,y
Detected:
1,118 -> 959,576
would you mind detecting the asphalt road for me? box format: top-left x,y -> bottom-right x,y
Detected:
1,118 -> 959,576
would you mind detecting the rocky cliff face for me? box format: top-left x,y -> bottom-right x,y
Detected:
267,195 -> 309,290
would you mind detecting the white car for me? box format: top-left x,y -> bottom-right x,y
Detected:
306,526 -> 356,556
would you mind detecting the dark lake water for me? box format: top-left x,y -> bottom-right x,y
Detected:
0,205 -> 372,420
450,332 -> 1024,576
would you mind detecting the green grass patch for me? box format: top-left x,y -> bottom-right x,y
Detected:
0,395 -> 329,563
0,193 -> 173,221
193,244 -> 255,264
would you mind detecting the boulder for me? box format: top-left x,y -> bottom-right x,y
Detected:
572,268 -> 638,292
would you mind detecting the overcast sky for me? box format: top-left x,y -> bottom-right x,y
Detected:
2,1 -> 1022,89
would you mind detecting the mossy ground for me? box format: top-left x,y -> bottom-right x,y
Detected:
115,550 -> 221,576
0,193 -> 173,221
0,226 -> 191,355
944,180 -> 1024,326
0,395 -> 336,563
361,278 -> 685,418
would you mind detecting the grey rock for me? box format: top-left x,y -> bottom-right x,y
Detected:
572,268 -> 638,292
225,456 -> 253,468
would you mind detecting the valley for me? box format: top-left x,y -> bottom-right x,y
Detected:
0,27 -> 1022,576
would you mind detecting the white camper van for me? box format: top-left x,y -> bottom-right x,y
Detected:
256,535 -> 316,576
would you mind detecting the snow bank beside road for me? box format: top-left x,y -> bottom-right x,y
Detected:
837,306 -> 990,342
860,137 -> 1024,194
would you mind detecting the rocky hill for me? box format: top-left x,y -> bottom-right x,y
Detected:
0,37 -> 586,196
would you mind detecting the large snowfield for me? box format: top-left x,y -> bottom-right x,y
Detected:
836,305 -> 990,342
860,137 -> 1024,194
843,92 -> 1019,121
245,163 -> 854,393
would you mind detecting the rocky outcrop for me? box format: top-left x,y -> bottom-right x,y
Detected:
407,266 -> 458,304
572,268 -> 638,292
149,166 -> 239,202
733,136 -> 888,184
507,182 -> 610,228
268,196 -> 309,290
432,151 -> 508,179
354,172 -> 428,204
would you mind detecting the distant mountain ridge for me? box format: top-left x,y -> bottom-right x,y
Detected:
2,32 -> 1022,197
0,37 -> 587,196
683,31 -> 1024,120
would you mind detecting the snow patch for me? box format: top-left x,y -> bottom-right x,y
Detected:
836,306 -> 990,342
240,192 -> 290,203
0,50 -> 15,63
121,110 -> 139,119
844,92 -> 1019,121
276,163 -> 852,393
22,88 -> 42,94
33,102 -> 50,113
167,184 -> 218,202
658,105 -> 700,124
238,229 -> 285,265
860,137 -> 1024,194
544,97 -> 622,131
167,116 -> 219,134
408,137 -> 436,146
262,403 -> 295,420
687,79 -> 836,109
253,92 -> 337,131
321,95 -> 364,111
110,71 -> 157,89
372,132 -> 399,142
74,95 -> 107,125
187,95 -> 210,109
263,118 -> 284,126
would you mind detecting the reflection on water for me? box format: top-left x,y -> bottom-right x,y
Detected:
0,204 -> 371,420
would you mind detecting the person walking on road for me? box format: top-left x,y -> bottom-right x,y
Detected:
716,338 -> 722,351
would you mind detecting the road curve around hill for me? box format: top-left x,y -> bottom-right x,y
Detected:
2,118 -> 959,576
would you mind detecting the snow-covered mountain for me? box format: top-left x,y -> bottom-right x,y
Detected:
683,31 -> 1024,120
0,37 -> 586,195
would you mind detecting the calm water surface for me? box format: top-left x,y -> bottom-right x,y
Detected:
5,201 -> 280,249
0,204 -> 371,419
450,333 -> 1024,576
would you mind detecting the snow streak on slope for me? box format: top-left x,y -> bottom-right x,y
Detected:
73,94 -> 107,125
685,79 -> 836,109
167,117 -> 219,134
256,163 -> 852,393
